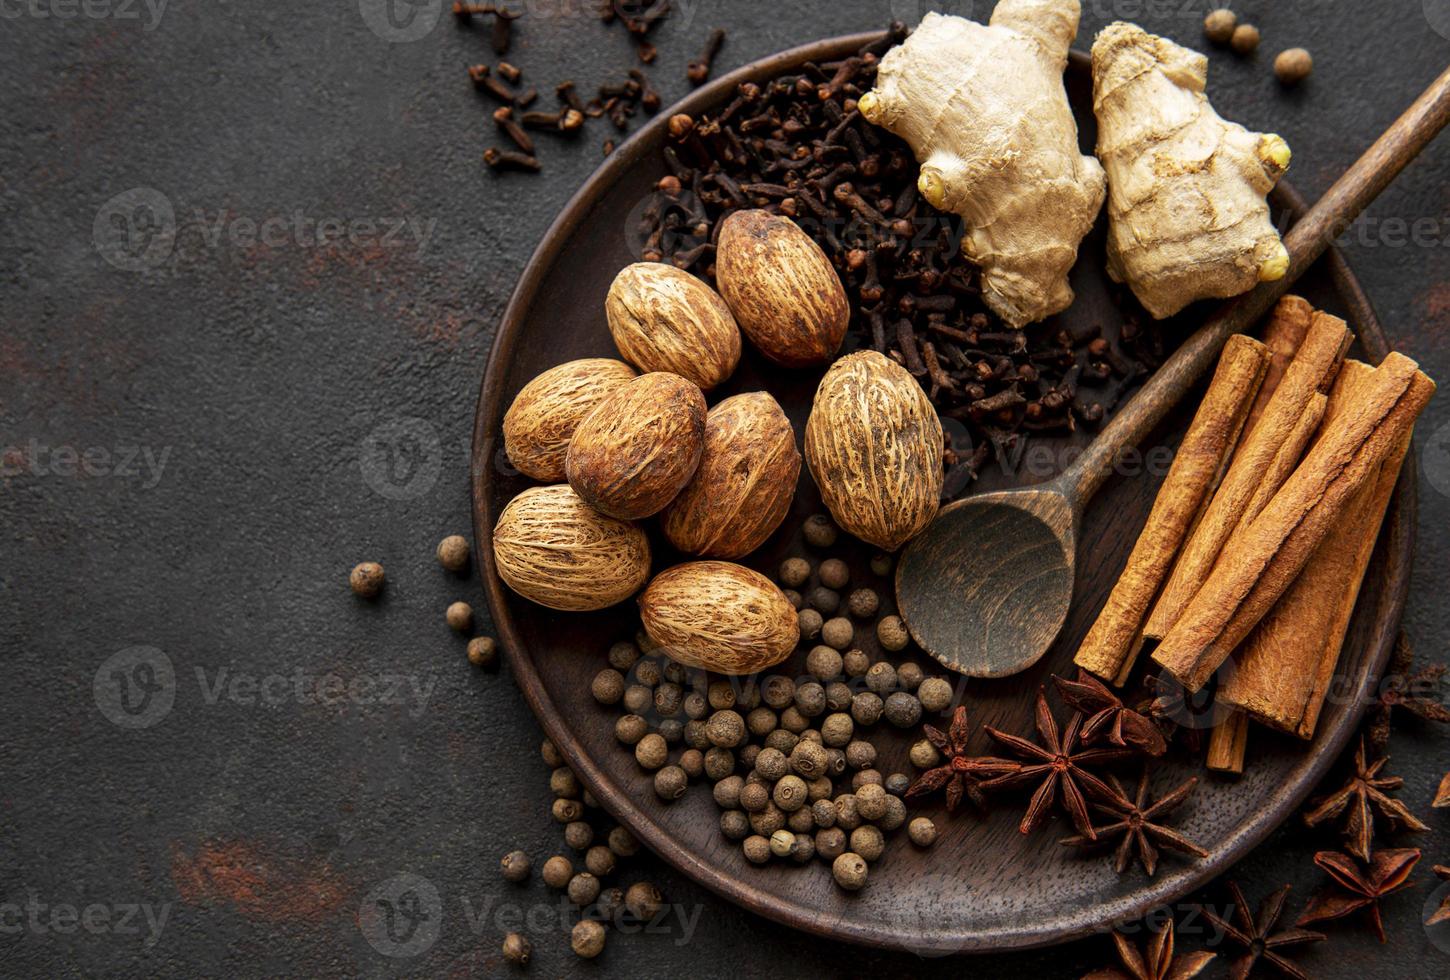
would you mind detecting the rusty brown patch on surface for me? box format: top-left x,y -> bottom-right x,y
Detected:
170,839 -> 350,923
1416,283 -> 1450,343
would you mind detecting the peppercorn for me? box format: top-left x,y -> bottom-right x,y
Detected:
500,850 -> 531,882
721,809 -> 750,839
779,556 -> 811,588
551,767 -> 580,799
812,798 -> 837,829
654,682 -> 683,717
833,852 -> 868,891
743,835 -> 771,864
609,826 -> 640,858
685,720 -> 711,751
1231,23 -> 1260,54
446,601 -> 474,633
818,558 -> 850,590
625,881 -> 663,921
820,617 -> 854,651
877,615 -> 909,652
869,553 -> 892,577
855,782 -> 888,822
794,681 -> 826,717
705,710 -> 746,748
1274,47 -> 1312,84
769,829 -> 796,858
773,775 -> 808,812
763,729 -> 798,754
782,589 -> 803,610
797,608 -> 824,641
657,718 -> 683,744
852,769 -> 884,792
714,774 -> 744,809
816,826 -> 847,860
808,586 -> 840,615
753,746 -> 787,782
820,712 -> 854,747
503,931 -> 532,965
749,802 -> 786,836
1203,7 -> 1236,44
706,681 -> 737,711
805,646 -> 843,681
655,764 -> 688,801
571,919 -> 606,959
882,691 -> 922,729
865,662 -> 898,696
564,821 -> 593,850
553,798 -> 583,823
633,658 -> 662,687
790,833 -> 816,864
917,676 -> 953,713
585,845 -> 616,878
635,733 -> 668,770
885,772 -> 911,796
896,662 -> 924,692
349,561 -> 384,598
436,534 -> 470,572
739,781 -> 770,813
542,855 -> 573,888
745,707 -> 777,738
844,740 -> 877,770
679,748 -> 704,779
846,588 -> 879,620
778,706 -> 809,734
803,514 -> 838,548
834,793 -> 861,831
842,649 -> 870,678
851,692 -> 884,726
790,739 -> 829,780
467,636 -> 498,669
568,872 -> 601,906
762,675 -> 796,709
850,825 -> 886,863
608,640 -> 640,671
824,681 -> 853,712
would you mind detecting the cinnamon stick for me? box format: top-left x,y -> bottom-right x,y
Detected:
1241,392 -> 1327,521
1243,295 -> 1313,435
1144,309 -> 1352,642
1074,335 -> 1270,682
1206,709 -> 1249,775
1154,355 -> 1432,691
1220,362 -> 1415,736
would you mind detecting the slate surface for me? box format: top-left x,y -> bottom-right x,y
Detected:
2,1 -> 1449,976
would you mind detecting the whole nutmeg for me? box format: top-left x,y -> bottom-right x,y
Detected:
639,561 -> 799,675
606,262 -> 741,390
804,351 -> 943,551
503,358 -> 638,481
492,484 -> 651,610
566,372 -> 707,519
715,209 -> 848,367
662,392 -> 801,559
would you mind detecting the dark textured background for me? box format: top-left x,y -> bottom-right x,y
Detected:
2,1 -> 1449,976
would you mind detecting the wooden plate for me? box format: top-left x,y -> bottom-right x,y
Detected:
471,32 -> 1417,954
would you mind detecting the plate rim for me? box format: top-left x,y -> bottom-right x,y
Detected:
470,31 -> 1418,953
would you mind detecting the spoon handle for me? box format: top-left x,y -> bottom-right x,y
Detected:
1063,63 -> 1450,507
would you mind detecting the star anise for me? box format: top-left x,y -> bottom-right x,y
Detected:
903,706 -> 1014,812
977,688 -> 1134,839
1365,631 -> 1449,750
1428,865 -> 1450,926
1137,672 -> 1207,753
1054,670 -> 1168,756
1301,736 -> 1426,861
1297,847 -> 1420,943
1082,914 -> 1215,980
1196,883 -> 1324,980
1060,770 -> 1207,876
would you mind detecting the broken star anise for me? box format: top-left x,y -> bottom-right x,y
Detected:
903,706 -> 1014,812
1301,736 -> 1426,861
1428,865 -> 1450,926
1365,631 -> 1449,750
1083,914 -> 1215,980
1436,771 -> 1450,809
1054,670 -> 1168,756
977,688 -> 1134,839
1196,883 -> 1324,980
1297,847 -> 1420,943
1060,769 -> 1207,877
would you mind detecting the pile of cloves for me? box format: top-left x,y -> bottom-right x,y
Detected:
636,24 -> 1165,486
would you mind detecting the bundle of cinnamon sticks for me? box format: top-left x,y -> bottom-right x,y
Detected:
1075,296 -> 1435,768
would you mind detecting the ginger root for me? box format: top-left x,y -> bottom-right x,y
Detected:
1092,22 -> 1291,319
859,2 -> 1105,328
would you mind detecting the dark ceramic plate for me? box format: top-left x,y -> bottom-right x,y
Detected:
471,32 -> 1416,954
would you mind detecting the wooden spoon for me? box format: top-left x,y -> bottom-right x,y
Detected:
896,65 -> 1450,679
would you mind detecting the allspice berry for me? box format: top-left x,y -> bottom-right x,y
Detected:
635,733 -> 668,770
773,775 -> 808,812
769,829 -> 795,858
500,850 -> 531,883
541,738 -> 564,768
842,649 -> 870,678
608,826 -> 640,858
821,617 -> 854,651
846,588 -> 879,619
564,821 -> 593,850
884,692 -> 922,728
624,881 -> 663,921
877,615 -> 909,652
897,662 -> 923,692
591,668 -> 625,705
910,738 -> 941,770
818,558 -> 849,590
779,557 -> 811,588
850,825 -> 885,862
502,932 -> 532,965
655,764 -> 688,800
1274,47 -> 1313,85
705,709 -> 747,748
855,783 -> 888,822
739,781 -> 770,813
446,601 -> 474,633
918,676 -> 953,713
550,766 -> 580,799
349,561 -> 384,598
568,872 -> 601,906
803,513 -> 838,548
790,740 -> 830,780
832,852 -> 868,891
615,714 -> 648,745
553,798 -> 584,823
1203,7 -> 1236,44
797,608 -> 824,641
467,636 -> 498,668
1230,23 -> 1260,54
571,919 -> 606,959
816,826 -> 846,860
585,846 -> 616,878
541,855 -> 573,889
743,835 -> 771,864
436,534 -> 470,571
